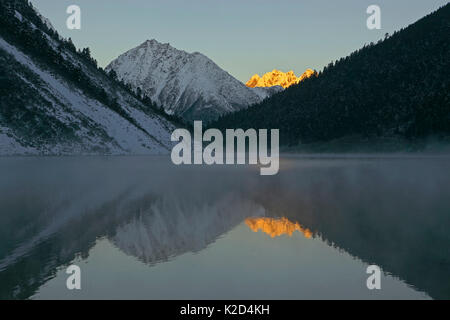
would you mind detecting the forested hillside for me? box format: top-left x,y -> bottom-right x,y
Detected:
0,0 -> 181,155
212,4 -> 450,149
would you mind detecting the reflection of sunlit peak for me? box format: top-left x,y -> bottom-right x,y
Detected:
245,217 -> 313,239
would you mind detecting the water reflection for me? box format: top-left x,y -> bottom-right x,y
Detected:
245,217 -> 313,239
111,194 -> 264,265
0,156 -> 449,299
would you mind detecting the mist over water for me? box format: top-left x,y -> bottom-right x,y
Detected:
0,155 -> 449,299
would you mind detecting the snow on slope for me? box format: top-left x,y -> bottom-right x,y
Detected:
106,40 -> 282,123
0,126 -> 38,155
0,37 -> 176,155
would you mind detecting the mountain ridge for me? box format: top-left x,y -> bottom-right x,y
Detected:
246,69 -> 316,89
106,39 -> 282,123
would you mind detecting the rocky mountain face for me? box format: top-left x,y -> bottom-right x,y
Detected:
106,40 -> 282,123
246,69 -> 316,89
0,0 -> 177,155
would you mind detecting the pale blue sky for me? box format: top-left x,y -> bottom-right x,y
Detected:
30,0 -> 448,82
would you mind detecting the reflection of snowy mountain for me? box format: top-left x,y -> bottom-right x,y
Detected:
111,194 -> 265,264
1,156 -> 450,299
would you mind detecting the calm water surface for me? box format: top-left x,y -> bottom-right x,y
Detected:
0,155 -> 449,300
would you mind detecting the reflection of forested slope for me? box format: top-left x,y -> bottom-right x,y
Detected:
254,160 -> 450,299
0,191 -> 263,299
0,163 -> 263,299
0,190 -> 149,299
212,4 -> 450,148
0,158 -> 261,299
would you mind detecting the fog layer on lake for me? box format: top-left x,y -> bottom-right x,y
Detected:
0,155 -> 449,299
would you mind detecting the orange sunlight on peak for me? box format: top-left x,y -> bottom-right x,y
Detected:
245,69 -> 316,89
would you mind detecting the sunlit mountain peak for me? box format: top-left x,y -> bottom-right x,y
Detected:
245,69 -> 316,89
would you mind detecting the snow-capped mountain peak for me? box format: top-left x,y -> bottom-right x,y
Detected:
106,39 -> 281,122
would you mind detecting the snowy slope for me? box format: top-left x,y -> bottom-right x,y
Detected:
106,40 -> 282,122
0,38 -> 174,155
0,4 -> 177,156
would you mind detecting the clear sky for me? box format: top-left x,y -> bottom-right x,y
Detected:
30,0 -> 448,82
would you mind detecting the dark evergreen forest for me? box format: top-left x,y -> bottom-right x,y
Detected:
212,4 -> 450,148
